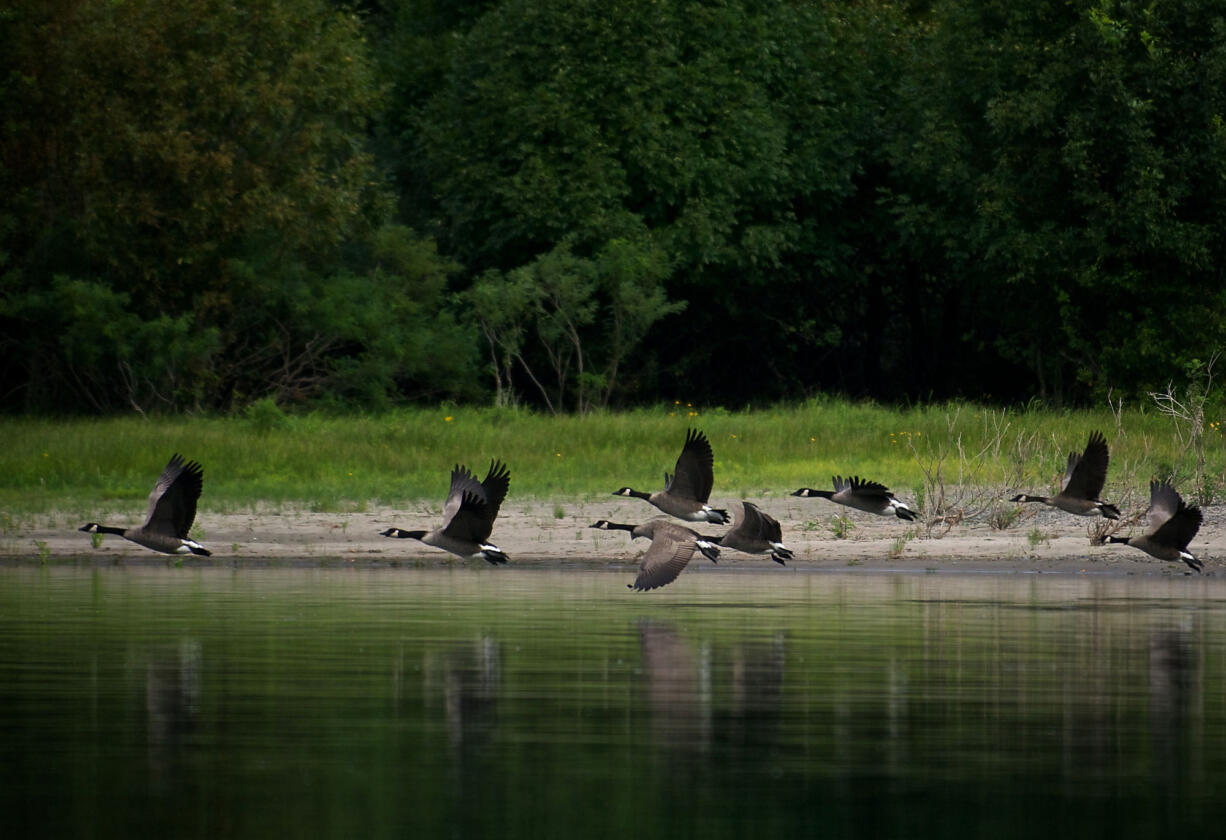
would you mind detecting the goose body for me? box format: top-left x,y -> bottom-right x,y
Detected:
382,460 -> 510,564
792,475 -> 917,521
1106,480 -> 1203,572
613,428 -> 729,524
1010,430 -> 1120,518
79,454 -> 210,556
707,501 -> 794,565
591,518 -> 721,591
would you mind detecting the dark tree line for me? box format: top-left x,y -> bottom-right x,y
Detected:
3,0 -> 1225,413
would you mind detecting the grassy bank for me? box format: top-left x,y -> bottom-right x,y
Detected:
0,399 -> 1221,517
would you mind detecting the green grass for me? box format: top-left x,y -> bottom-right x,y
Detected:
0,398 -> 1222,516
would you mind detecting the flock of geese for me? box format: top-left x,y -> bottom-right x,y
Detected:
78,428 -> 1207,589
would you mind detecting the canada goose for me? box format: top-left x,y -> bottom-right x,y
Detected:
382,460 -> 511,564
591,518 -> 721,591
1010,430 -> 1121,518
1105,480 -> 1203,572
613,428 -> 729,524
79,453 -> 210,556
791,476 -> 917,521
706,501 -> 794,565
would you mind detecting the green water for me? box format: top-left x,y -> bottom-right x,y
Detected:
2,567 -> 1225,838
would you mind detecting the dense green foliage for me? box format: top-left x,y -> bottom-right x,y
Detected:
3,0 -> 1225,413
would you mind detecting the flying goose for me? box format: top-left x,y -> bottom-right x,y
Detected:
79,453 -> 210,556
591,518 -> 721,591
1010,430 -> 1120,518
791,476 -> 917,521
1105,480 -> 1203,572
613,428 -> 729,524
705,501 -> 794,565
382,460 -> 511,564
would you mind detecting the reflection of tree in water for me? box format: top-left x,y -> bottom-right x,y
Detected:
422,635 -> 501,798
144,639 -> 203,789
636,619 -> 789,818
1148,620 -> 1203,804
719,634 -> 786,752
638,620 -> 711,755
635,621 -> 789,759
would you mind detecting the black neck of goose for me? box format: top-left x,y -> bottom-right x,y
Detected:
84,524 -> 126,536
383,528 -> 427,540
793,489 -> 834,500
619,488 -> 651,500
595,521 -> 636,533
1104,536 -> 1130,545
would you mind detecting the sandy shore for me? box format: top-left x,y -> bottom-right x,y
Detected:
4,496 -> 1223,577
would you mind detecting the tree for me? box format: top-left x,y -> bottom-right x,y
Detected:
466,238 -> 683,413
931,0 -> 1226,399
417,0 -> 859,403
0,0 -> 391,411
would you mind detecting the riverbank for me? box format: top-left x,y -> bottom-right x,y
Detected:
5,497 -> 1221,577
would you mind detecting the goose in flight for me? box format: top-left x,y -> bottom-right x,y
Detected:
382,460 -> 511,564
706,501 -> 794,565
79,453 -> 210,556
1105,479 -> 1202,572
613,428 -> 729,524
591,518 -> 720,591
792,475 -> 917,521
1010,430 -> 1120,518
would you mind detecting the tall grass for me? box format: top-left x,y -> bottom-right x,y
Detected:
0,398 -> 1221,516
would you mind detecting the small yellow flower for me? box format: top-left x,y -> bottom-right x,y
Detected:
444,416 -> 453,422
42,452 -> 49,457
809,437 -> 815,442
556,452 -> 562,457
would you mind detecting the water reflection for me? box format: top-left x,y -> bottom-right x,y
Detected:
2,569 -> 1226,838
143,639 -> 202,789
1149,620 -> 1201,802
421,637 -> 497,765
719,635 -> 785,751
638,620 -> 711,753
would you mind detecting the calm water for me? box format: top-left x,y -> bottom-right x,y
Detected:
2,566 -> 1226,838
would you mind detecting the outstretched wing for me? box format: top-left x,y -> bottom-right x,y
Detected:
143,453 -> 205,538
480,459 -> 511,523
1063,431 -> 1109,500
664,428 -> 715,503
633,534 -> 697,592
842,475 -> 892,502
443,490 -> 496,544
740,501 -> 783,543
1146,480 -> 1201,550
441,464 -> 485,529
1152,505 -> 1202,552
